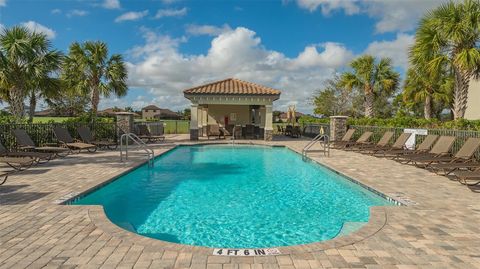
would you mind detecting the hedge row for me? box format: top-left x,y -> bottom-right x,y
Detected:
298,115 -> 480,131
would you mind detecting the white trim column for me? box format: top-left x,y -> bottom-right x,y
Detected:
190,104 -> 199,140
264,104 -> 273,141
202,106 -> 208,135
197,106 -> 203,136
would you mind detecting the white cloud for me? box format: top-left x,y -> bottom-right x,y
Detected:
51,9 -> 61,14
364,0 -> 450,33
0,0 -> 5,7
155,7 -> 187,19
115,10 -> 149,23
186,24 -> 232,36
364,33 -> 414,70
67,9 -> 89,17
294,0 -> 450,33
21,21 -> 56,39
126,27 -> 354,112
103,0 -> 120,9
296,0 -> 360,15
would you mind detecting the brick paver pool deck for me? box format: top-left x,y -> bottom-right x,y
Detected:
1,134 -> 480,269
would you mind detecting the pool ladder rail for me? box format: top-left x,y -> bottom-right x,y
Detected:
120,133 -> 154,167
302,134 -> 330,157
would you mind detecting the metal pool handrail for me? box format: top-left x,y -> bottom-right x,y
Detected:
120,133 -> 154,167
302,133 -> 330,157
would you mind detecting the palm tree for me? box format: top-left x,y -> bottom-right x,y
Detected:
339,55 -> 399,118
410,0 -> 480,119
62,41 -> 128,118
0,26 -> 61,120
403,65 -> 452,119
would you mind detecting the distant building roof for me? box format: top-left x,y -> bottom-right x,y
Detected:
98,108 -> 140,117
153,109 -> 182,118
142,105 -> 161,110
34,109 -> 55,116
183,78 -> 281,96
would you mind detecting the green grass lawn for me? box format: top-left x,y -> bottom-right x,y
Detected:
32,117 -> 75,123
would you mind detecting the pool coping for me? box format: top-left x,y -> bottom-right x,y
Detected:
63,141 -> 403,255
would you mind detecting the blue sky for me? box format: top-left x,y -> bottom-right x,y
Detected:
0,0 -> 448,113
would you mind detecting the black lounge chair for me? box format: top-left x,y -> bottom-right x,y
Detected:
53,127 -> 97,153
77,126 -> 117,150
13,129 -> 69,157
0,141 -> 53,163
137,125 -> 165,142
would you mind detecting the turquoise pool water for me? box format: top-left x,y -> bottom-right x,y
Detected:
72,144 -> 392,248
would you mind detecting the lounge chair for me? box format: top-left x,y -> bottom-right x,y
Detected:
371,133 -> 412,156
343,131 -> 373,150
77,126 -> 117,150
244,124 -> 256,139
454,168 -> 480,186
356,131 -> 394,153
207,124 -> 224,139
399,136 -> 456,165
0,156 -> 36,171
389,135 -> 439,160
416,137 -> 480,170
0,156 -> 36,185
0,141 -> 53,163
53,127 -> 97,153
13,129 -> 70,157
330,129 -> 356,149
136,125 -> 165,143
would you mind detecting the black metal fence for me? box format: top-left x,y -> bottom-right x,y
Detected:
302,123 -> 330,138
0,122 -> 117,150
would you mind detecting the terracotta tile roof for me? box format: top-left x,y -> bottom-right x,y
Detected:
183,78 -> 281,95
142,105 -> 161,110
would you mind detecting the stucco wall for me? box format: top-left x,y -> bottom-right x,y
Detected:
465,78 -> 480,120
206,105 -> 252,126
142,109 -> 159,120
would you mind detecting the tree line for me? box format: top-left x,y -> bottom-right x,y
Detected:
0,26 -> 128,122
313,0 -> 480,120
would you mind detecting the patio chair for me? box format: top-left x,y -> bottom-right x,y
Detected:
0,156 -> 36,185
330,129 -> 356,149
136,125 -> 165,143
0,156 -> 36,172
207,124 -> 223,139
399,136 -> 456,165
285,125 -> 293,136
390,135 -> 439,160
291,126 -> 302,138
343,132 -> 373,150
244,124 -> 256,139
0,141 -> 53,164
77,126 -> 118,150
454,168 -> 480,186
355,131 -> 394,153
371,132 -> 412,156
276,125 -> 283,134
414,137 -> 480,169
13,129 -> 70,157
53,127 -> 97,153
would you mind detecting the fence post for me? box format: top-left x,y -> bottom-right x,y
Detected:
175,121 -> 178,134
330,116 -> 348,141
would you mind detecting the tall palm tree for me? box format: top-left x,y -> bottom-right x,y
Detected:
0,26 -> 61,120
403,65 -> 452,119
339,55 -> 399,118
62,41 -> 128,118
410,0 -> 480,119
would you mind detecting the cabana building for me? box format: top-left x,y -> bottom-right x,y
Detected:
184,78 -> 281,141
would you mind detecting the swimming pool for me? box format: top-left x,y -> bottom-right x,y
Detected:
72,144 -> 393,248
